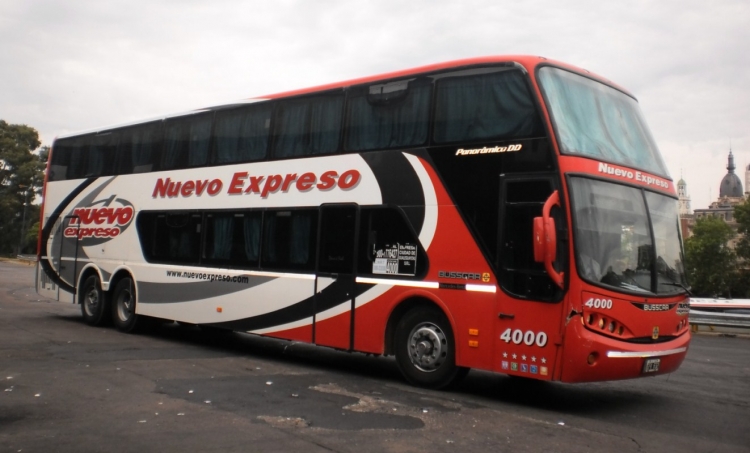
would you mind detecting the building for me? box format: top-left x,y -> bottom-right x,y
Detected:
692,150 -> 749,247
677,175 -> 693,239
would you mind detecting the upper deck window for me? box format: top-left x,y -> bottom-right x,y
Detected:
345,79 -> 430,151
273,94 -> 343,158
162,113 -> 213,170
538,67 -> 668,177
433,69 -> 543,143
214,105 -> 271,164
115,122 -> 162,174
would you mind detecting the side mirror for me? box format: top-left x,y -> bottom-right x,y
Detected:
533,190 -> 564,288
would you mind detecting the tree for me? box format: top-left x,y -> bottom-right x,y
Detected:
734,197 -> 750,262
684,216 -> 737,297
0,120 -> 48,255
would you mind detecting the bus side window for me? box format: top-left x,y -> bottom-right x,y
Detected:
499,179 -> 563,301
138,212 -> 202,264
261,210 -> 318,271
433,69 -> 543,144
49,141 -> 71,182
162,113 -> 212,170
204,211 -> 262,269
272,94 -> 343,159
214,105 -> 271,164
116,123 -> 162,174
66,137 -> 88,180
345,79 -> 430,151
88,132 -> 117,177
357,207 -> 426,278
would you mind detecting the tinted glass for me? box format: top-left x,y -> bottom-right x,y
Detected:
138,212 -> 202,263
570,177 -> 686,295
358,207 -> 425,277
214,105 -> 271,164
262,210 -> 317,270
346,80 -> 430,151
434,69 -> 543,143
273,95 -> 343,158
204,211 -> 262,268
162,114 -> 212,170
116,123 -> 162,174
539,67 -> 668,177
88,133 -> 117,177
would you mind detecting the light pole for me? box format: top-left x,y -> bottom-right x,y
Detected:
17,185 -> 31,256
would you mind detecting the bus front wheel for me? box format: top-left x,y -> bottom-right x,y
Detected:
112,278 -> 143,333
80,275 -> 110,326
394,307 -> 467,389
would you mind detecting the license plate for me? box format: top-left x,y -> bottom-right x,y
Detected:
642,358 -> 660,373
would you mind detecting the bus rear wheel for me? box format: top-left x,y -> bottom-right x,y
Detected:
394,307 -> 467,389
112,277 -> 143,333
80,275 -> 110,326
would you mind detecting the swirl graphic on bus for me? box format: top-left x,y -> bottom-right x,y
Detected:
63,195 -> 134,242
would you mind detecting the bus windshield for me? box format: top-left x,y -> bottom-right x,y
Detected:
538,66 -> 668,177
570,177 -> 687,295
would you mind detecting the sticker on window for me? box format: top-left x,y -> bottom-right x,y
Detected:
372,243 -> 417,276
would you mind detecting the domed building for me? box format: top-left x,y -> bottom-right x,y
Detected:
692,149 -> 748,246
719,151 -> 744,198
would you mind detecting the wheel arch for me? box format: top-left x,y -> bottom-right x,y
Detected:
76,264 -> 104,304
383,292 -> 455,357
107,266 -> 137,299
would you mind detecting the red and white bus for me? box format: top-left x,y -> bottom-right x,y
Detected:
36,56 -> 691,388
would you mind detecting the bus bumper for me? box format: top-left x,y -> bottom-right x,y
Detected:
558,322 -> 691,383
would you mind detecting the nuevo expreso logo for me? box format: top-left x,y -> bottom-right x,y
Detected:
64,196 -> 134,240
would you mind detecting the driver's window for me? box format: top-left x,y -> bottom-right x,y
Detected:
499,178 -> 563,301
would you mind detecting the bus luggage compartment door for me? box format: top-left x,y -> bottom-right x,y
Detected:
314,205 -> 358,350
56,215 -> 80,302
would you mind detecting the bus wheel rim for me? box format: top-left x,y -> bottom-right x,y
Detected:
408,323 -> 446,373
117,290 -> 132,321
84,287 -> 98,316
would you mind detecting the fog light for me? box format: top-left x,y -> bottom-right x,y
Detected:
608,322 -> 616,333
588,314 -> 595,325
598,318 -> 605,329
618,326 -> 624,336
587,352 -> 599,365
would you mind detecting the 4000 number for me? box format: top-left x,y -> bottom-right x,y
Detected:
499,328 -> 548,347
584,297 -> 613,309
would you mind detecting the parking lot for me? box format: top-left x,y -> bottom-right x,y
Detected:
1,260 -> 749,452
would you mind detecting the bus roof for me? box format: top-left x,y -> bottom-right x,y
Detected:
256,55 -> 626,100
54,55 -> 625,141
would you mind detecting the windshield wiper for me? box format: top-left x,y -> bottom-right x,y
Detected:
660,281 -> 693,296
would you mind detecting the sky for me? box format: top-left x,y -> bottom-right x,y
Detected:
1,0 -> 748,210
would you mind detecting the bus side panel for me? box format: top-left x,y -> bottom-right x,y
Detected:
314,309 -> 352,350
353,183 -> 499,370
36,262 -> 59,301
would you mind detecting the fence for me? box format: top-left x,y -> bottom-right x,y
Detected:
689,298 -> 750,331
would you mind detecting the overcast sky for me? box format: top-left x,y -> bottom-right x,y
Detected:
2,0 -> 748,210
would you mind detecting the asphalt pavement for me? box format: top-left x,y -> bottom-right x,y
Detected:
1,260 -> 749,453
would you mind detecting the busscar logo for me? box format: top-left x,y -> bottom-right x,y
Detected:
438,270 -> 481,280
64,195 -> 134,240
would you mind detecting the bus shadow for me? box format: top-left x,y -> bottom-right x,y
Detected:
453,369 -> 666,417
51,314 -> 665,417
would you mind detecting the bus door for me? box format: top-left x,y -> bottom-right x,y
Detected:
314,205 -> 358,350
58,215 -> 81,301
495,176 -> 567,378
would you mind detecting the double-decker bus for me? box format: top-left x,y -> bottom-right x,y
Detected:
36,56 -> 691,388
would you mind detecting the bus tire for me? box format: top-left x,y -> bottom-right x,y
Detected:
80,275 -> 110,326
112,277 -> 142,333
394,307 -> 465,389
